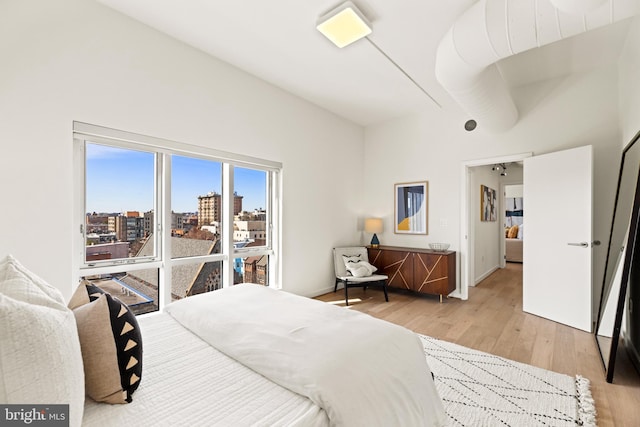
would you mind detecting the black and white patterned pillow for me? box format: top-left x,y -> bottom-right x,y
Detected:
69,282 -> 143,404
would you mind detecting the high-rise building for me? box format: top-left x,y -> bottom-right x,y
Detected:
107,216 -> 117,233
110,213 -> 145,242
197,192 -> 243,226
197,192 -> 220,227
144,210 -> 154,236
233,192 -> 243,217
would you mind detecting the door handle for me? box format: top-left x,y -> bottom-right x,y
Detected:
567,242 -> 589,248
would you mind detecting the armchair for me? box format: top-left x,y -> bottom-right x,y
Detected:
333,246 -> 389,306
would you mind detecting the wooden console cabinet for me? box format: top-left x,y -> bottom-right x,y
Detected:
367,246 -> 456,302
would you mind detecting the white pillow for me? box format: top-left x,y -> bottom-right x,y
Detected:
0,255 -> 66,306
517,223 -> 524,239
0,255 -> 84,427
342,254 -> 377,277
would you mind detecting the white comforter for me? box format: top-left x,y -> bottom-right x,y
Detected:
83,313 -> 327,426
165,284 -> 446,427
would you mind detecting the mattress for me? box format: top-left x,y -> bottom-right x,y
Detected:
82,313 -> 328,427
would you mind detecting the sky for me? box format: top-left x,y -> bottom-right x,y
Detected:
86,143 -> 267,214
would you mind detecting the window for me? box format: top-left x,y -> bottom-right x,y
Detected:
232,166 -> 273,286
80,268 -> 159,316
84,144 -> 156,263
74,123 -> 281,314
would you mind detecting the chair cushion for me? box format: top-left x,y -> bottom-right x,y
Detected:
338,274 -> 388,283
342,254 -> 377,277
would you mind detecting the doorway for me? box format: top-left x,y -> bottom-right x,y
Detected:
503,183 -> 524,266
457,152 -> 532,300
458,147 -> 594,332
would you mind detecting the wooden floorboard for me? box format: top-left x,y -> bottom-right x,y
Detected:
315,262 -> 640,426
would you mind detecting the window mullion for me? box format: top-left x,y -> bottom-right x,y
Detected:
80,260 -> 163,277
270,170 -> 281,288
222,163 -> 234,288
160,153 -> 172,310
73,138 -> 86,281
171,254 -> 226,266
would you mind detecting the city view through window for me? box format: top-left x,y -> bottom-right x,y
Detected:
82,143 -> 271,315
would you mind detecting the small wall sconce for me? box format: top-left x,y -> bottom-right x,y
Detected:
364,218 -> 383,248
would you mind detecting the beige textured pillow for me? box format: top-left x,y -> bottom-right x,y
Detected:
72,289 -> 143,404
507,225 -> 519,239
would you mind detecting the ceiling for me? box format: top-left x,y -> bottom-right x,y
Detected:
97,0 -> 633,127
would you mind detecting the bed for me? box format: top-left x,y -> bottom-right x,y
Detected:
505,238 -> 523,262
83,284 -> 447,426
505,224 -> 523,263
83,312 -> 327,426
1,254 -> 445,427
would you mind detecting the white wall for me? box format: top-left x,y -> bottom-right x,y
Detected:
364,65 -> 622,315
0,0 -> 364,299
619,16 -> 640,146
505,185 -> 524,198
472,167 -> 500,284
502,163 -> 524,188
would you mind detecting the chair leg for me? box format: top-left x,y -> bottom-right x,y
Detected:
334,278 -> 339,293
382,280 -> 389,302
344,281 -> 349,306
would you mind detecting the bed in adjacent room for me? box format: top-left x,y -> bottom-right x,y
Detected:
505,224 -> 523,263
505,195 -> 524,263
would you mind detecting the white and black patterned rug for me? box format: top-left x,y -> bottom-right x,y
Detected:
420,335 -> 597,427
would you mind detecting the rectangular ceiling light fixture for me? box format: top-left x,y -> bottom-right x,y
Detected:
316,1 -> 372,48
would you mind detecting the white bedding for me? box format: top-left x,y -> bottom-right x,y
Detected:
83,312 -> 328,426
166,284 -> 446,427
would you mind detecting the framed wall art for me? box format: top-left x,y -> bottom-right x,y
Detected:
481,184 -> 497,222
394,181 -> 428,234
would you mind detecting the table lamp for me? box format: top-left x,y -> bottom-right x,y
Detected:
364,218 -> 383,248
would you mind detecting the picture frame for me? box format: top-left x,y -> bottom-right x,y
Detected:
394,181 -> 428,234
480,185 -> 497,222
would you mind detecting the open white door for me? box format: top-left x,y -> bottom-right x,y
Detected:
523,145 -> 593,332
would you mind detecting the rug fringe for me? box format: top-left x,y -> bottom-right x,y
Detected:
576,375 -> 597,427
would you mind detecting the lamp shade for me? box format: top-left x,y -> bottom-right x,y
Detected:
364,218 -> 383,234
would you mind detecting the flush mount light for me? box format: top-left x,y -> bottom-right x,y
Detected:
316,1 -> 372,48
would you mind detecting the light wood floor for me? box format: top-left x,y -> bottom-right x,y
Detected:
316,263 -> 640,426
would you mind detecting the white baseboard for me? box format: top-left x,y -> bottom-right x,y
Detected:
475,265 -> 499,285
297,284 -> 337,299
